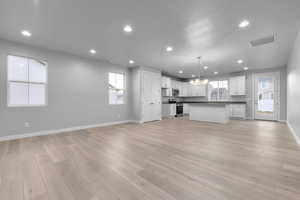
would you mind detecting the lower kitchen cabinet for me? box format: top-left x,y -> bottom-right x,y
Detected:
183,104 -> 189,114
229,104 -> 246,119
162,104 -> 176,117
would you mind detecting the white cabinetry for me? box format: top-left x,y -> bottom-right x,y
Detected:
170,104 -> 176,116
161,77 -> 207,97
183,104 -> 189,114
189,85 -> 206,97
162,88 -> 172,97
171,80 -> 179,90
230,76 -> 246,96
229,104 -> 246,119
181,82 -> 188,97
177,82 -> 183,96
162,104 -> 176,117
198,85 -> 206,96
162,76 -> 171,88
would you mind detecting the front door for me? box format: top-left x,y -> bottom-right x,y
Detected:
254,72 -> 280,121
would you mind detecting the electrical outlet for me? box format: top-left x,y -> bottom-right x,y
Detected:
24,122 -> 30,128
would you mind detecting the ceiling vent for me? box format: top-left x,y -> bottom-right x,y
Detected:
250,34 -> 275,47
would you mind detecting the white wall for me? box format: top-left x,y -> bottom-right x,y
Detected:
287,28 -> 300,141
0,39 -> 132,137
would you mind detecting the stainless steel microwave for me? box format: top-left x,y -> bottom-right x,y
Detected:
172,89 -> 179,97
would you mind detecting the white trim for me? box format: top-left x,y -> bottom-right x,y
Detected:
0,120 -> 137,142
278,120 -> 287,123
287,121 -> 300,146
131,120 -> 143,124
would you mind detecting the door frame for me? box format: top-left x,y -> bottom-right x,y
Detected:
252,71 -> 280,121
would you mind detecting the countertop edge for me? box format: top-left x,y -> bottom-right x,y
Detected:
162,101 -> 247,104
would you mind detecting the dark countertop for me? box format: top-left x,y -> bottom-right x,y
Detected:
162,101 -> 247,104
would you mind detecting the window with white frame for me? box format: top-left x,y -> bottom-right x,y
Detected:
208,80 -> 228,101
7,55 -> 47,107
108,72 -> 125,104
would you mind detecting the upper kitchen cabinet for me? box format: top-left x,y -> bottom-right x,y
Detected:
230,75 -> 246,96
190,84 -> 206,97
177,81 -> 183,94
180,82 -> 189,97
161,88 -> 172,97
162,76 -> 171,88
171,80 -> 179,90
161,77 -> 207,97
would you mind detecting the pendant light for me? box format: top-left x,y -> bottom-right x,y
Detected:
190,56 -> 208,85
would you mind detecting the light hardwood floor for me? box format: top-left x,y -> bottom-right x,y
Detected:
0,118 -> 300,200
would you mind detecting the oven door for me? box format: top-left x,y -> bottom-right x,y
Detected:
176,104 -> 183,116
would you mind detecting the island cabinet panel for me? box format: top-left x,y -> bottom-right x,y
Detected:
229,104 -> 246,119
189,103 -> 230,124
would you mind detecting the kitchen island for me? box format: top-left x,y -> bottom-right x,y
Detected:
186,101 -> 246,124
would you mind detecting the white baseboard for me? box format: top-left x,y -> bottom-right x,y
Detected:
0,120 -> 137,142
278,120 -> 287,123
287,121 -> 300,146
129,120 -> 143,124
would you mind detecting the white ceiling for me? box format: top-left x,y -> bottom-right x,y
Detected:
1,0 -> 300,78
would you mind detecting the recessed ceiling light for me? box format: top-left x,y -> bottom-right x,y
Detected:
191,74 -> 196,78
90,49 -> 96,54
244,67 -> 249,71
123,25 -> 133,33
237,59 -> 244,64
179,70 -> 183,74
166,46 -> 174,52
214,71 -> 218,75
21,30 -> 32,37
129,60 -> 135,64
239,20 -> 250,28
203,66 -> 208,70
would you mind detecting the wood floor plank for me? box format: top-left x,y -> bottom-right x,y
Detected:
0,153 -> 23,200
21,153 -> 48,200
36,154 -> 76,200
0,118 -> 299,199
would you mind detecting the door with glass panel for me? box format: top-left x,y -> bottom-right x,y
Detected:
254,72 -> 280,121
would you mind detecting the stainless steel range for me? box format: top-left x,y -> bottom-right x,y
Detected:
176,102 -> 183,117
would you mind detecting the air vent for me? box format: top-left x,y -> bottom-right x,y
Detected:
250,34 -> 275,47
